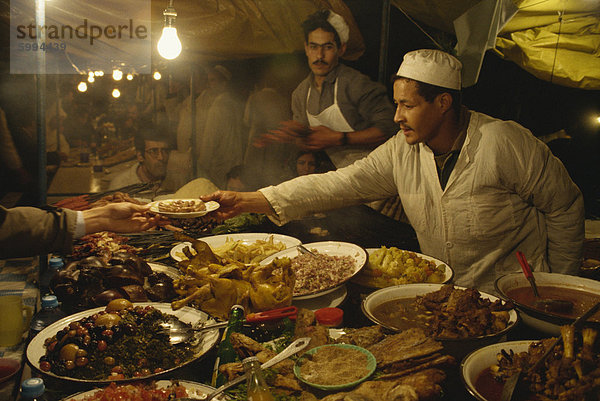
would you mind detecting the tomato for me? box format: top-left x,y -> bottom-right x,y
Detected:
39,361 -> 51,371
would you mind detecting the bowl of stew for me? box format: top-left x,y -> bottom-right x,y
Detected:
495,272 -> 600,335
361,283 -> 517,359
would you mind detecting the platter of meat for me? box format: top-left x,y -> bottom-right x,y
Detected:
60,380 -> 226,401
27,301 -> 220,383
148,199 -> 219,218
260,241 -> 368,299
362,284 -> 517,358
50,253 -> 179,311
462,325 -> 600,401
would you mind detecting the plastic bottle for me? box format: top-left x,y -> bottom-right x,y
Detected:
39,257 -> 63,297
18,377 -> 46,401
29,295 -> 67,340
211,304 -> 245,387
242,356 -> 274,401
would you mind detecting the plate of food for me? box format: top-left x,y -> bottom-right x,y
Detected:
170,233 -> 301,263
27,301 -> 220,383
361,283 -> 518,359
148,199 -> 219,219
352,247 -> 453,288
60,379 -> 226,400
294,344 -> 376,391
260,241 -> 367,300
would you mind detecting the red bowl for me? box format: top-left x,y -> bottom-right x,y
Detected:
0,358 -> 21,384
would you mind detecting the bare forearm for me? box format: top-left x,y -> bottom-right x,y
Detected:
341,127 -> 388,147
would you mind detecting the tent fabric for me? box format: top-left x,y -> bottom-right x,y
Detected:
391,0 -> 600,89
152,0 -> 365,62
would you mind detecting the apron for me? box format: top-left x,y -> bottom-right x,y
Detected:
306,80 -> 370,168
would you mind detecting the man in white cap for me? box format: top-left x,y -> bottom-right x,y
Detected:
201,49 -> 584,293
259,9 -> 397,169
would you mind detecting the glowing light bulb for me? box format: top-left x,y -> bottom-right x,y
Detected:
112,70 -> 123,81
77,82 -> 87,92
112,89 -> 121,98
153,71 -> 162,80
126,74 -> 133,81
94,70 -> 104,77
87,75 -> 95,83
596,115 -> 600,125
157,27 -> 182,60
88,71 -> 94,78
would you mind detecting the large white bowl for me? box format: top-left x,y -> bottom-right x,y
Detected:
495,272 -> 600,335
461,340 -> 533,401
361,283 -> 518,358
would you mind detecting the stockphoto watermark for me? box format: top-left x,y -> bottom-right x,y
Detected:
10,0 -> 151,74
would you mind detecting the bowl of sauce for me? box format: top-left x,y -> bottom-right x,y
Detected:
0,358 -> 21,384
495,272 -> 600,335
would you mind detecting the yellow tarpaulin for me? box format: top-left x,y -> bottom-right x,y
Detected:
392,0 -> 600,89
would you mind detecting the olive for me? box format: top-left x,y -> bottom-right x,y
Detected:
40,361 -> 51,372
97,340 -> 108,351
104,356 -> 115,366
76,349 -> 88,357
111,365 -> 123,373
47,341 -> 58,352
64,360 -> 76,370
140,368 -> 151,376
75,356 -> 89,367
67,329 -> 77,337
105,299 -> 133,313
94,313 -> 121,328
59,344 -> 80,361
137,358 -> 148,368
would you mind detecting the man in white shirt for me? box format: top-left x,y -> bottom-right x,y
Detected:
201,49 -> 584,293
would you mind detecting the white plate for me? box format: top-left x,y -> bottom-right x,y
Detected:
27,303 -> 220,383
170,233 -> 302,262
148,262 -> 181,279
352,248 -> 454,288
293,285 -> 348,311
149,199 -> 219,219
61,379 -> 226,400
461,340 -> 534,401
260,241 -> 367,300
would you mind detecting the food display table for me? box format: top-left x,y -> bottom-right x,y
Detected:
0,205 -> 567,401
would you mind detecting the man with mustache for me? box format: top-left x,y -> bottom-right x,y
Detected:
263,10 -> 396,169
202,49 -> 584,293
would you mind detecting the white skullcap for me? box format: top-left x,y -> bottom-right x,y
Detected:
327,11 -> 349,45
396,49 -> 462,90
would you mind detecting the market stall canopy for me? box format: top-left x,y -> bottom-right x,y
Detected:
391,0 -> 600,89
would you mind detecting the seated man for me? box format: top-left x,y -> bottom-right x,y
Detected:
109,126 -> 175,194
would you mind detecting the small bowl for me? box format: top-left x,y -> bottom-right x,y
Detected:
461,340 -> 533,401
361,284 -> 518,359
294,344 -> 376,391
494,272 -> 600,335
0,358 -> 21,384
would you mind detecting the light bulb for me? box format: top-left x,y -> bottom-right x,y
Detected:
94,70 -> 104,77
126,74 -> 133,81
112,89 -> 121,98
157,27 -> 182,60
112,70 -> 123,81
87,75 -> 95,83
153,71 -> 162,80
77,82 -> 87,92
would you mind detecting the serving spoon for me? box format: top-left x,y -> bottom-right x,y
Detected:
515,251 -> 574,314
500,300 -> 600,401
